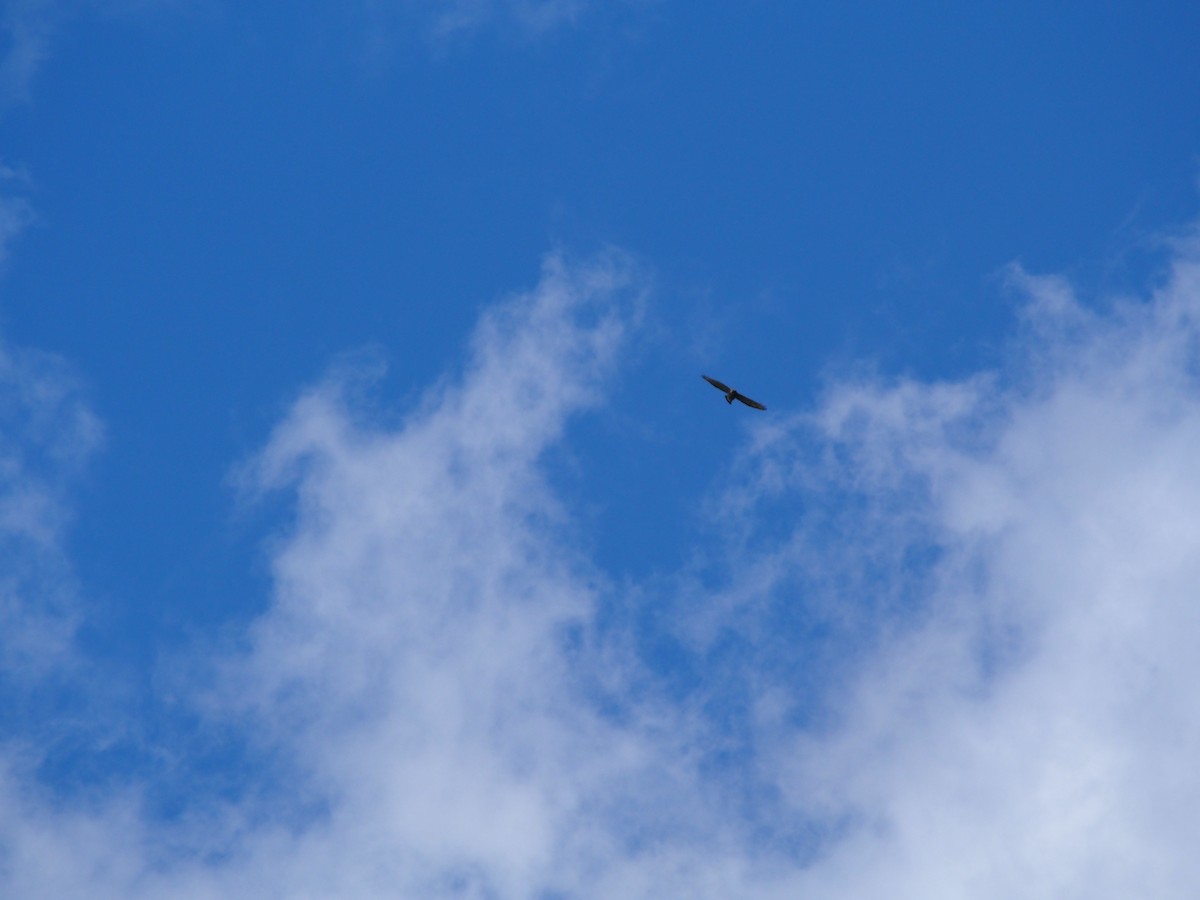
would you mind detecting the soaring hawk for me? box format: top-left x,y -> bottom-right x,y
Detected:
702,374 -> 766,410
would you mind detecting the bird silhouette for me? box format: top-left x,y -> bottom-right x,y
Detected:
702,374 -> 766,410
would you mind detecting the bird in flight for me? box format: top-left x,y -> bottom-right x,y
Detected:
702,374 -> 766,410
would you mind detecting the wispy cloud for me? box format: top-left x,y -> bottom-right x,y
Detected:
358,0 -> 641,56
0,1 -> 190,110
427,0 -> 590,38
3,2 -> 638,106
0,0 -> 59,107
0,163 -> 34,264
0,338 -> 101,677
4,234 -> 1200,896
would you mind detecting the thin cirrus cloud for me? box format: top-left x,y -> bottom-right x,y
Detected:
0,0 -> 73,108
0,342 -> 99,679
1,1 -> 626,109
3,234 -> 1200,896
0,164 -> 34,264
357,0 -> 626,57
0,183 -> 100,678
425,0 -> 591,38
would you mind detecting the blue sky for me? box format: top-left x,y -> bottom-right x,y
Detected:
2,1 -> 1200,896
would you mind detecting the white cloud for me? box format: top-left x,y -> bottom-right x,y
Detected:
0,251 -> 740,898
5,235 -> 1200,897
213,251 -> 669,895
730,230 -> 1200,897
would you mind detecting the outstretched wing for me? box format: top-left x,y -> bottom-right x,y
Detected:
733,392 -> 766,410
702,374 -> 732,394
